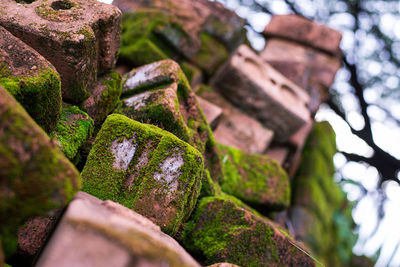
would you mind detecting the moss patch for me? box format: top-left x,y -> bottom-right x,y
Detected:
0,68 -> 62,133
81,114 -> 203,235
217,144 -> 290,210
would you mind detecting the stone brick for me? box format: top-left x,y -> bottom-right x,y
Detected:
183,195 -> 316,266
261,39 -> 341,112
263,14 -> 342,55
0,0 -> 121,103
212,45 -> 311,142
265,147 -> 290,166
0,85 -> 80,257
81,114 -> 203,235
0,25 -> 61,133
196,96 -> 223,130
208,264 -> 240,267
36,192 -> 201,267
198,86 -> 273,154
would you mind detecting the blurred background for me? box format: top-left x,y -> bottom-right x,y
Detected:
101,0 -> 400,265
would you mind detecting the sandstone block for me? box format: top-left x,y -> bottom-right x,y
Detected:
0,26 -> 61,133
183,195 -> 316,266
265,147 -> 290,166
51,105 -> 94,161
81,114 -> 203,235
0,0 -> 121,103
212,45 -> 311,142
196,96 -> 223,130
261,39 -> 341,112
119,60 -> 223,189
197,86 -> 273,154
263,14 -> 342,55
81,72 -> 122,126
0,85 -> 80,257
217,144 -> 290,210
36,192 -> 201,267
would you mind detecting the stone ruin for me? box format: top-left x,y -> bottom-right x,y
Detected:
0,0 -> 373,266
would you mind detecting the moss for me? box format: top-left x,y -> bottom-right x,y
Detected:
217,144 -> 290,210
0,87 -> 80,257
180,61 -> 202,87
191,33 -> 228,77
50,105 -> 94,160
81,114 -> 203,235
0,68 -> 62,133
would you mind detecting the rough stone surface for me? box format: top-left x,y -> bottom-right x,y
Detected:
81,114 -> 203,235
36,192 -> 201,267
0,85 -> 81,257
196,96 -> 223,130
183,195 -> 316,266
81,72 -> 122,126
197,86 -> 273,153
0,25 -> 61,133
263,14 -> 342,55
208,263 -> 240,267
212,45 -> 311,142
51,105 -> 94,161
261,39 -> 341,112
217,144 -> 290,210
265,147 -> 289,166
0,0 -> 121,103
119,60 -> 223,190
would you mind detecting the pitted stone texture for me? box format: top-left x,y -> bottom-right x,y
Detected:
217,144 -> 290,210
198,87 -> 273,154
183,195 -> 316,267
212,45 -> 311,142
114,0 -> 245,53
261,39 -> 341,112
36,192 -> 201,267
196,96 -> 223,130
0,26 -> 61,133
0,86 -> 80,257
263,14 -> 342,56
81,114 -> 203,235
0,0 -> 121,103
119,60 -> 223,189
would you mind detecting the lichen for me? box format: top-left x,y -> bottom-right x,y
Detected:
0,68 -> 62,133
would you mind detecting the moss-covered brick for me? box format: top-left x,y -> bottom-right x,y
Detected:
182,194 -> 317,266
81,72 -> 122,126
81,114 -> 203,235
217,144 -> 290,210
291,121 -> 357,266
120,60 -> 223,195
51,105 -> 94,161
0,86 -> 81,257
119,9 -> 196,66
0,26 -> 62,133
191,33 -> 228,77
180,62 -> 203,88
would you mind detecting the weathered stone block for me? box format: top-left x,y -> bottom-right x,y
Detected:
265,147 -> 289,166
0,0 -> 121,103
51,105 -> 94,161
196,96 -> 223,130
217,144 -> 290,210
261,39 -> 341,112
183,195 -> 316,266
0,26 -> 61,133
119,60 -> 223,188
81,72 -> 122,126
0,85 -> 80,257
197,85 -> 273,153
81,114 -> 203,235
36,192 -> 201,267
212,45 -> 311,142
208,263 -> 240,267
263,14 -> 342,55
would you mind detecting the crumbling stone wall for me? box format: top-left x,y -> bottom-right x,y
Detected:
0,0 -> 365,266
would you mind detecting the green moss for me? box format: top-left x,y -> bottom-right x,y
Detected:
0,87 -> 80,257
180,61 -> 202,87
81,114 -> 203,235
0,68 -> 62,133
50,105 -> 94,160
217,144 -> 290,210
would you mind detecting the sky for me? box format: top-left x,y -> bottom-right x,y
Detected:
99,0 -> 400,265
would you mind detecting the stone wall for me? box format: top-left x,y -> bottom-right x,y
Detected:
0,0 -> 371,266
